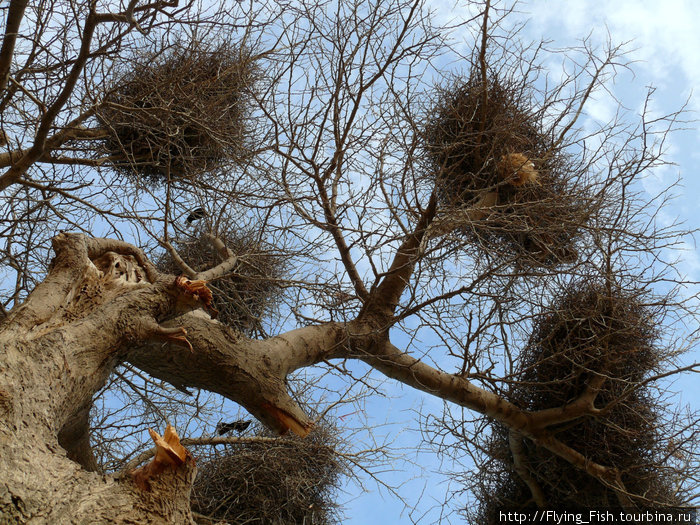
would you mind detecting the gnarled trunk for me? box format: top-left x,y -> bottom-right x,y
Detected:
0,233 -> 332,523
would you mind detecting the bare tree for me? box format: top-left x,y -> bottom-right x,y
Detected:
0,0 -> 698,522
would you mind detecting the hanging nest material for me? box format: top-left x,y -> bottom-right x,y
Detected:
156,227 -> 283,334
424,74 -> 587,265
469,281 -> 680,521
191,422 -> 346,524
96,39 -> 259,184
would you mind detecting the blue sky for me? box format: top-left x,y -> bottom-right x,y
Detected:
339,1 -> 700,522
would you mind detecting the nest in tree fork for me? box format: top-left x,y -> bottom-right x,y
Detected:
156,227 -> 283,334
472,281 -> 679,520
517,281 -> 660,408
424,74 -> 587,265
191,422 -> 345,524
96,40 -> 258,184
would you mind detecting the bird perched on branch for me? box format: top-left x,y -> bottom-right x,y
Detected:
216,419 -> 251,435
185,207 -> 206,225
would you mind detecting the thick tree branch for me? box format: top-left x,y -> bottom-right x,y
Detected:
123,296 -> 633,503
358,337 -> 531,428
0,0 -> 28,94
6,232 -> 92,330
194,234 -> 239,282
509,430 -> 546,507
127,314 -> 347,436
354,337 -> 633,503
530,372 -> 606,428
160,239 -> 198,279
361,194 -> 437,320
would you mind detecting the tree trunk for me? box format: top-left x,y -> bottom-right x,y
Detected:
0,233 -> 335,523
0,234 -> 200,522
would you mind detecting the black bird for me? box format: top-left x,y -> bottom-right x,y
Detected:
216,419 -> 251,435
185,207 -> 206,224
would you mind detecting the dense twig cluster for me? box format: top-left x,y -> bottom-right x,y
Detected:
156,227 -> 283,334
191,422 -> 346,524
424,74 -> 586,265
96,39 -> 258,184
470,281 -> 681,521
517,282 -> 660,409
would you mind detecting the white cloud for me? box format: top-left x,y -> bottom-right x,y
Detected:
524,0 -> 700,110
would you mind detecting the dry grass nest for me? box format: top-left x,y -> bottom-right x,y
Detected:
424,74 -> 588,265
191,423 -> 346,525
468,281 -> 680,520
516,280 -> 661,409
96,40 -> 258,184
156,227 -> 283,334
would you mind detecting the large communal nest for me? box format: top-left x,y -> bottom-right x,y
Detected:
96,39 -> 258,184
469,281 -> 680,522
424,74 -> 587,265
191,422 -> 346,524
516,280 -> 661,410
156,227 -> 283,334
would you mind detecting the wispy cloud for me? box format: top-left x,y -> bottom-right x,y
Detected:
525,0 -> 700,109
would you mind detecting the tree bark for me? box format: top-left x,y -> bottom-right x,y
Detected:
0,233 -> 349,522
0,233 -> 199,522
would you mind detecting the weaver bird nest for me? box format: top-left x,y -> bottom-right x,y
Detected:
469,281 -> 679,521
191,423 -> 345,525
424,74 -> 587,265
96,40 -> 258,184
157,228 -> 283,334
